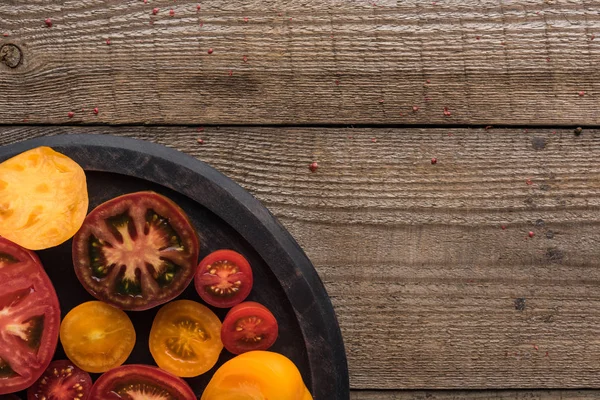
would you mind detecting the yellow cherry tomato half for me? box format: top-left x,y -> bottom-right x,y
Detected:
59,301 -> 136,373
201,351 -> 312,400
149,300 -> 223,377
0,146 -> 88,250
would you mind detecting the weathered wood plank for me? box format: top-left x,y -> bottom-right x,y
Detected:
2,127 -> 600,390
350,390 -> 600,399
0,1 -> 599,125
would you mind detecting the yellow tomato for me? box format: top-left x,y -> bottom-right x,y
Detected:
60,301 -> 136,373
0,146 -> 88,250
201,351 -> 312,400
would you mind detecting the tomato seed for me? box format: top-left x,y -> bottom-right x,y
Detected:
528,231 -> 535,238
335,80 -> 340,85
2,33 -> 9,37
93,107 -> 99,115
197,138 -> 204,144
501,225 -> 506,230
244,17 -> 249,22
207,48 -> 213,54
106,38 -> 111,45
431,158 -> 437,164
426,79 -> 430,84
412,106 -> 419,112
578,91 -> 585,96
152,8 -> 159,15
526,179 -> 533,185
197,5 -> 201,11
242,55 -> 248,62
170,9 -> 175,16
228,70 -> 233,76
379,99 -> 384,103
45,18 -> 53,27
68,112 -> 74,118
309,162 -> 318,172
197,127 -> 205,132
443,107 -> 451,116
371,138 -> 377,143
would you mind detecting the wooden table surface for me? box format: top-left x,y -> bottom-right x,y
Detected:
2,1 -> 600,398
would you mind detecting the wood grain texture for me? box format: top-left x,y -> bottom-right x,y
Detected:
2,127 -> 600,390
351,390 -> 600,399
0,1 -> 599,125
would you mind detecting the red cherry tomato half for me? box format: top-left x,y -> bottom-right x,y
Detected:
194,250 -> 253,308
89,364 -> 195,400
0,237 -> 60,395
72,191 -> 200,311
27,360 -> 92,400
221,301 -> 279,354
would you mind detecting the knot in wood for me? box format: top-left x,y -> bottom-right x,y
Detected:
0,44 -> 22,68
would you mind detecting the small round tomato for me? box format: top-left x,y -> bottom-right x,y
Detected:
201,351 -> 311,400
194,250 -> 253,308
27,360 -> 92,400
221,302 -> 278,354
149,300 -> 223,377
0,146 -> 88,250
89,364 -> 195,400
0,237 -> 60,395
72,191 -> 200,311
59,301 -> 136,373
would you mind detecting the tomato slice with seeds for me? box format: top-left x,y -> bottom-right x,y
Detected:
27,360 -> 92,400
72,191 -> 200,311
221,302 -> 279,355
0,237 -> 60,395
89,364 -> 195,400
60,301 -> 136,374
194,250 -> 253,308
149,300 -> 223,378
0,146 -> 89,251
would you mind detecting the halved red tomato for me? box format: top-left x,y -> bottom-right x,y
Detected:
221,302 -> 278,355
89,364 -> 195,400
27,360 -> 92,400
72,191 -> 200,311
0,237 -> 60,395
194,250 -> 253,308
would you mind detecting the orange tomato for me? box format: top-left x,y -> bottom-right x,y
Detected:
60,301 -> 136,373
149,300 -> 223,377
201,351 -> 312,400
0,146 -> 88,250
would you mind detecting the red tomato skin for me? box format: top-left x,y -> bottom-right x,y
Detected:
194,249 -> 253,308
221,301 -> 279,354
0,238 -> 60,395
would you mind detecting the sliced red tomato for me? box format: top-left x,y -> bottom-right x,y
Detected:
72,191 -> 200,311
0,237 -> 60,395
27,360 -> 92,400
89,364 -> 195,400
149,300 -> 223,377
194,250 -> 253,308
221,302 -> 278,355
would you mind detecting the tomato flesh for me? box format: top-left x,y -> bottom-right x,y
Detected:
0,146 -> 88,250
0,238 -> 60,395
201,351 -> 311,400
221,302 -> 279,355
60,301 -> 136,373
89,364 -> 195,400
150,300 -> 223,378
27,360 -> 92,400
73,191 -> 200,311
194,250 -> 253,308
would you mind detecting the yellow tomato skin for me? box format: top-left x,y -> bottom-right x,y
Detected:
0,146 -> 88,250
201,351 -> 312,400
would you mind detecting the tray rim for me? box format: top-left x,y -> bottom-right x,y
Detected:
0,133 -> 349,400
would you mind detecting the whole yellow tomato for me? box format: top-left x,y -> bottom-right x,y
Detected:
201,351 -> 312,400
